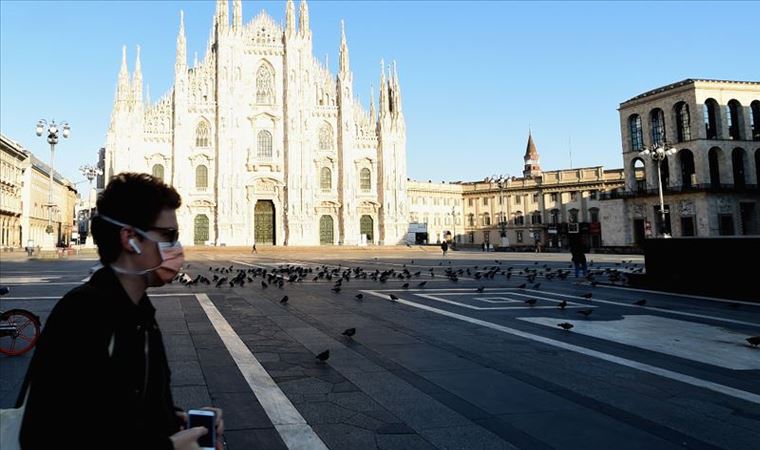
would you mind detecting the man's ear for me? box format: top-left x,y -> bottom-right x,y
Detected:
119,228 -> 139,254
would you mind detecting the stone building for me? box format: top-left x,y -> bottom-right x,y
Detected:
460,134 -> 625,249
602,79 -> 759,245
105,0 -> 407,246
406,180 -> 464,244
0,133 -> 28,250
0,132 -> 78,249
405,134 -> 626,249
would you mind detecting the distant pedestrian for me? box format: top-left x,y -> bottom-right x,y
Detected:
441,240 -> 449,256
17,173 -> 224,450
481,242 -> 486,252
534,238 -> 542,253
569,235 -> 588,278
251,242 -> 258,254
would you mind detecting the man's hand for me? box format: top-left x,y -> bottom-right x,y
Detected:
200,406 -> 224,448
170,426 -> 207,450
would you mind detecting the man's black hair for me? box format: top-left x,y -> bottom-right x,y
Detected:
91,172 -> 181,264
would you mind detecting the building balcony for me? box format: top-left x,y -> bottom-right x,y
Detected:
600,183 -> 759,200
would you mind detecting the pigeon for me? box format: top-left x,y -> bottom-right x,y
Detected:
577,309 -> 593,318
341,328 -> 356,337
557,300 -> 568,310
402,283 -> 409,289
280,295 -> 289,304
525,298 -> 538,306
634,299 -> 647,306
316,350 -> 330,362
261,281 -> 268,288
355,293 -> 364,300
417,281 -> 427,288
746,336 -> 760,347
532,283 -> 541,290
389,294 -> 399,302
476,287 -> 485,293
517,283 -> 527,289
581,292 -> 593,299
0,286 -> 9,296
558,322 -> 574,330
331,286 -> 341,293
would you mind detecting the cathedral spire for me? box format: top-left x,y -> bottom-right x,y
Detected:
299,0 -> 311,38
391,60 -> 402,115
176,10 -> 187,71
379,59 -> 388,117
133,45 -> 143,104
215,0 -> 229,33
232,0 -> 242,31
339,20 -> 350,77
369,84 -> 376,124
117,45 -> 129,102
285,0 -> 296,37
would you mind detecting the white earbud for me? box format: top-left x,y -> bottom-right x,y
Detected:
128,238 -> 142,255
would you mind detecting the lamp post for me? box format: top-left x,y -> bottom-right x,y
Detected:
638,142 -> 676,238
492,174 -> 510,248
35,119 -> 70,248
79,164 -> 103,246
450,206 -> 460,245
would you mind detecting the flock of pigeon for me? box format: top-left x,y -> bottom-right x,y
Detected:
171,259 -> 760,360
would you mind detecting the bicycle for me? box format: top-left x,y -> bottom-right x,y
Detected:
0,286 -> 42,356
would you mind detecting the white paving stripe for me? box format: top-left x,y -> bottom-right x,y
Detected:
518,315 -> 760,370
362,289 -> 760,406
194,293 -> 329,450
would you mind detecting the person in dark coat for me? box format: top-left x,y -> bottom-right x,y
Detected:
569,235 -> 588,278
441,240 -> 449,256
18,173 -> 223,450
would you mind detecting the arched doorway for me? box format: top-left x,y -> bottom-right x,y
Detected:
194,215 -> 209,245
319,215 -> 334,245
360,215 -> 373,242
254,200 -> 275,245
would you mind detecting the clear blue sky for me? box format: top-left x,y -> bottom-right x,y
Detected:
1,1 -> 758,186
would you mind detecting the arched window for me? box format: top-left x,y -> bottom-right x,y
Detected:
256,64 -> 274,104
360,168 -> 371,192
704,99 -> 720,139
514,211 -> 524,226
550,209 -> 559,224
196,164 -> 208,189
568,208 -> 579,223
152,164 -> 164,181
629,114 -> 643,151
319,123 -> 333,151
531,211 -> 542,225
589,208 -> 600,224
650,108 -> 666,146
678,149 -> 695,188
483,213 -> 491,226
194,215 -> 209,245
727,100 -> 743,140
675,102 -> 691,142
732,148 -> 746,188
633,158 -> 646,192
708,147 -> 722,187
320,167 -> 332,191
751,101 -> 760,140
195,121 -> 210,147
257,130 -> 272,159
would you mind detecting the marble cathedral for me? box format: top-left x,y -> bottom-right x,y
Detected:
104,0 -> 407,246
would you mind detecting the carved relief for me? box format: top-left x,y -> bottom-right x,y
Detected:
255,178 -> 276,193
678,200 -> 695,216
632,203 -> 646,218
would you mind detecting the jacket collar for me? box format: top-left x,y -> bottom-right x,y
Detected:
88,266 -> 156,326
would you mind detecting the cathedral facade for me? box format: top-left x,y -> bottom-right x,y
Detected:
105,0 -> 407,246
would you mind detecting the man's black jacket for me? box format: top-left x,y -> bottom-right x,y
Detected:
19,266 -> 182,449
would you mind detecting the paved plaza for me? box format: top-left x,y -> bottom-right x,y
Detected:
1,247 -> 759,450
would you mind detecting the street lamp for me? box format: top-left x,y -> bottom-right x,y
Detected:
492,174 -> 510,247
79,164 -> 103,245
36,119 -> 70,245
638,142 -> 676,238
450,206 -> 460,245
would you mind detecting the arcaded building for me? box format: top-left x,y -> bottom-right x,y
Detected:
602,79 -> 759,245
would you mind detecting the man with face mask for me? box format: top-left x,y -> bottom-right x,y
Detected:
17,173 -> 223,450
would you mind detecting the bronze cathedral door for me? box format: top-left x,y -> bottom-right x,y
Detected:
254,200 -> 275,245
